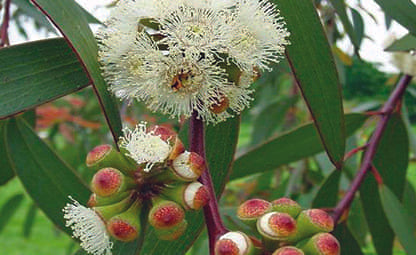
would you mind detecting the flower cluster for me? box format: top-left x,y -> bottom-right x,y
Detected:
214,198 -> 340,255
64,123 -> 210,255
98,0 -> 290,124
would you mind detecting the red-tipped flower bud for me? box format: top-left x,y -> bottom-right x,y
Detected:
297,233 -> 340,255
154,219 -> 188,240
86,145 -> 136,174
257,212 -> 297,241
272,247 -> 304,255
148,199 -> 185,229
107,201 -> 142,242
289,209 -> 334,243
215,232 -> 254,255
162,182 -> 210,210
271,198 -> 302,218
237,199 -> 272,227
170,151 -> 205,181
91,168 -> 135,197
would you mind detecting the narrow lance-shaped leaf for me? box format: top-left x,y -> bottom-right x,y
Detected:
0,122 -> 14,185
231,114 -> 367,180
5,118 -> 91,236
380,185 -> 416,255
0,38 -> 90,119
312,170 -> 341,208
360,114 -> 409,255
385,33 -> 416,52
374,0 -> 416,36
30,0 -> 123,143
276,0 -> 346,168
332,223 -> 364,255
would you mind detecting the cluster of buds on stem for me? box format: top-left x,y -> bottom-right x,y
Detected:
214,198 -> 340,255
63,123 -> 210,255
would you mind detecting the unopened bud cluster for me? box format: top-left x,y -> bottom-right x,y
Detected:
214,198 -> 340,255
64,123 -> 210,255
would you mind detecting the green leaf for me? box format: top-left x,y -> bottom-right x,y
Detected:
251,97 -> 298,145
23,203 -> 38,238
332,223 -> 364,255
0,122 -> 14,185
328,0 -> 361,50
351,8 -> 364,47
360,114 -> 409,255
374,0 -> 416,36
12,0 -> 56,32
0,38 -> 90,119
277,0 -> 345,167
230,114 -> 367,180
30,0 -> 123,142
76,118 -> 241,255
0,194 -> 25,233
380,185 -> 416,255
5,118 -> 90,235
385,33 -> 416,52
312,170 -> 341,208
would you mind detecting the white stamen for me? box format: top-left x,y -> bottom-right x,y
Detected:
63,197 -> 113,255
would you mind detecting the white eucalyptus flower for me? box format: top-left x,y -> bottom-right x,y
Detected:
119,122 -> 171,172
392,51 -> 416,76
98,0 -> 289,123
63,197 -> 113,255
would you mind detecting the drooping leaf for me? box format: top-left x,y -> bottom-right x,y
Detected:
30,0 -> 123,143
351,8 -> 364,47
276,0 -> 345,167
328,0 -> 361,50
0,194 -> 25,234
374,0 -> 416,36
380,185 -> 416,255
230,114 -> 367,180
0,122 -> 14,185
360,114 -> 409,255
5,118 -> 90,235
333,223 -> 364,255
312,170 -> 341,208
385,33 -> 416,52
0,38 -> 89,119
23,203 -> 38,238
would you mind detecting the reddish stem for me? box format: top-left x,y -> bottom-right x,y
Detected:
0,0 -> 11,47
332,74 -> 413,223
343,145 -> 367,162
189,112 -> 227,255
370,165 -> 383,185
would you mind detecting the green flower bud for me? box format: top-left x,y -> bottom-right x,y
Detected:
91,168 -> 135,197
94,195 -> 134,221
272,247 -> 304,255
288,209 -> 334,243
87,191 -> 132,207
297,233 -> 340,255
237,199 -> 272,228
107,200 -> 143,242
215,231 -> 255,255
148,198 -> 185,230
161,182 -> 210,210
271,198 -> 301,218
86,145 -> 137,174
154,219 -> 188,240
257,212 -> 297,242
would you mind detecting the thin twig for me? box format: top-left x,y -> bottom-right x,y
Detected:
332,74 -> 413,223
0,0 -> 11,47
189,112 -> 227,255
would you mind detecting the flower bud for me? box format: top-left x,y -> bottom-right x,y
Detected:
148,199 -> 185,229
86,144 -> 136,174
215,231 -> 255,255
257,212 -> 297,241
154,219 -> 188,240
154,151 -> 205,182
91,168 -> 135,197
297,233 -> 340,255
289,209 -> 334,243
162,182 -> 210,210
272,247 -> 304,255
237,199 -> 272,227
87,191 -> 132,207
94,195 -> 134,221
271,198 -> 301,218
107,200 -> 142,242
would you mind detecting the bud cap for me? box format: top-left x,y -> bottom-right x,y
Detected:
215,231 -> 252,255
272,247 -> 304,255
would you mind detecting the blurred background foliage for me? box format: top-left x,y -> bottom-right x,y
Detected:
0,0 -> 416,254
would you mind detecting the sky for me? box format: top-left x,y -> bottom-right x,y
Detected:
6,0 -> 414,72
